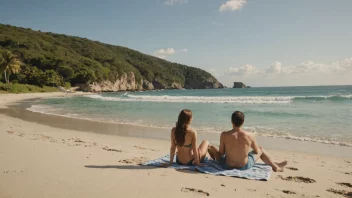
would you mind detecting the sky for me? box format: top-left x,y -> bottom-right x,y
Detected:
0,0 -> 351,87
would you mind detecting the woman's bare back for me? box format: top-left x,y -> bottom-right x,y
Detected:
172,128 -> 195,164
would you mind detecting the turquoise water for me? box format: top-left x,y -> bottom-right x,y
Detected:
28,86 -> 352,146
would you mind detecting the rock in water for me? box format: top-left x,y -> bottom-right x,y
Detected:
233,82 -> 247,88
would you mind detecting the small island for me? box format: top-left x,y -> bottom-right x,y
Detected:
232,82 -> 251,88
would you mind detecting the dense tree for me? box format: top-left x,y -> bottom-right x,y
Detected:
0,24 -> 222,89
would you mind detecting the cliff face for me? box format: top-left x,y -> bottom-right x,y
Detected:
233,82 -> 247,88
78,72 -> 141,92
78,72 -> 223,92
185,78 -> 224,89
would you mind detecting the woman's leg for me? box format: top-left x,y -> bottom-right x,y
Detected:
197,140 -> 209,162
259,147 -> 287,172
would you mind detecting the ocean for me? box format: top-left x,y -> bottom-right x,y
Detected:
27,85 -> 352,147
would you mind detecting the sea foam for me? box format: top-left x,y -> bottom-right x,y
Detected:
84,94 -> 351,104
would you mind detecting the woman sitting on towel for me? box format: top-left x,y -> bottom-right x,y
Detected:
161,109 -> 209,166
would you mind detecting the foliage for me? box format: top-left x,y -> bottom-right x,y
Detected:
0,49 -> 22,83
0,24 -> 220,88
64,82 -> 71,89
0,82 -> 58,93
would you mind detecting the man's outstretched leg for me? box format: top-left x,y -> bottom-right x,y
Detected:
259,147 -> 287,172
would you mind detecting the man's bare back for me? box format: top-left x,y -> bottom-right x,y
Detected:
208,111 -> 287,171
219,128 -> 259,168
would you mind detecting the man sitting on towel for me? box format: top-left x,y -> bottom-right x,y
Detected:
208,111 -> 287,172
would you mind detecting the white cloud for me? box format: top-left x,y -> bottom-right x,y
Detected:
164,0 -> 188,6
332,58 -> 352,73
224,57 -> 352,77
219,0 -> 247,12
266,61 -> 282,74
154,48 -> 176,59
221,57 -> 352,87
226,64 -> 260,76
266,61 -> 340,75
154,48 -> 188,59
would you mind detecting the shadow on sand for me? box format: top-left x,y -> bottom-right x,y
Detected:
84,165 -> 201,175
84,165 -> 158,170
175,169 -> 200,175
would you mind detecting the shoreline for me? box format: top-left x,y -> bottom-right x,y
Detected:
21,102 -> 352,149
0,93 -> 351,198
1,93 -> 351,157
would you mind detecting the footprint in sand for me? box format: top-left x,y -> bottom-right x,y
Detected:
286,167 -> 299,171
345,172 -> 352,175
134,146 -> 158,152
282,190 -> 296,195
181,187 -> 210,196
6,131 -> 14,135
246,188 -> 256,192
32,134 -> 56,142
119,157 -> 149,165
337,182 -> 352,188
278,175 -> 316,183
3,170 -> 19,174
74,138 -> 85,143
17,132 -> 24,137
327,188 -> 352,197
102,146 -> 122,152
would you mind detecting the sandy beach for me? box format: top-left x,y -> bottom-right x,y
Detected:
0,93 -> 351,198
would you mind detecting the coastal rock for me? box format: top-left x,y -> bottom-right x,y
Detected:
152,79 -> 166,89
171,82 -> 182,89
185,78 -> 224,89
78,72 -> 139,92
233,82 -> 247,88
142,80 -> 154,90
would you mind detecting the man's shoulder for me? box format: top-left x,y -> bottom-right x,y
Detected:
220,130 -> 235,139
221,130 -> 232,135
241,130 -> 255,138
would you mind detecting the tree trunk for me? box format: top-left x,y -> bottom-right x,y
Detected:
4,69 -> 8,83
7,72 -> 10,83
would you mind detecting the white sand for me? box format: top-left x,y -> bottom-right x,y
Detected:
0,93 -> 351,198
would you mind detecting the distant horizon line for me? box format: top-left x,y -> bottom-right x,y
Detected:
224,84 -> 352,88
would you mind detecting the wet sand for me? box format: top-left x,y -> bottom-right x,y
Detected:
0,93 -> 351,198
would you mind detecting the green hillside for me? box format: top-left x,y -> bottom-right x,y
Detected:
0,24 -> 223,91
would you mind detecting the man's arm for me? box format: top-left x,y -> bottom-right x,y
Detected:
219,132 -> 225,156
250,133 -> 261,154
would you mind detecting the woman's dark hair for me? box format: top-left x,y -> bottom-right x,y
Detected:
175,109 -> 192,146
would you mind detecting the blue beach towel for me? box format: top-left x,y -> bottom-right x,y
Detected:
142,155 -> 272,181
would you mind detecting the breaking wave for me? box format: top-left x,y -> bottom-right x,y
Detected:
84,94 -> 352,104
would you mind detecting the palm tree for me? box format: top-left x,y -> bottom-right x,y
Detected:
0,50 -> 21,83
